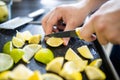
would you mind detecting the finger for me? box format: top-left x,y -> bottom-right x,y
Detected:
96,31 -> 108,45
80,18 -> 96,42
42,11 -> 53,34
46,11 -> 62,35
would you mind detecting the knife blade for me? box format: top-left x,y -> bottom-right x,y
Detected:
0,9 -> 45,29
45,28 -> 82,39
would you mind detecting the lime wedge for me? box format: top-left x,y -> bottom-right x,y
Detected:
0,53 -> 14,72
12,36 -> 25,48
10,49 -> 24,63
3,41 -> 13,54
34,48 -> 54,64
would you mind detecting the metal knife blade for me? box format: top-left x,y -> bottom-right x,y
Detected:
0,9 -> 45,29
45,29 -> 78,38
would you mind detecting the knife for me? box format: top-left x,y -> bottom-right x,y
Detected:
45,28 -> 82,39
0,9 -> 45,29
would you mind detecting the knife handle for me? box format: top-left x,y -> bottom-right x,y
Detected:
75,27 -> 83,39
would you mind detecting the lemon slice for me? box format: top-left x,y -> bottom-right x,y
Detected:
0,71 -> 12,80
22,44 -> 42,63
65,48 -> 82,61
77,45 -> 94,59
46,57 -> 64,74
0,53 -> 14,72
16,31 -> 25,42
46,37 -> 63,47
22,31 -> 33,41
3,41 -> 13,54
10,64 -> 33,80
85,66 -> 106,80
28,34 -> 41,44
60,60 -> 88,74
34,48 -> 54,64
28,70 -> 43,80
10,49 -> 24,63
42,73 -> 63,80
60,69 -> 82,80
89,58 -> 102,68
12,36 -> 25,48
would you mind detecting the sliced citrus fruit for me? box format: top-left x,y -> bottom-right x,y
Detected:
10,64 -> 33,80
42,73 -> 63,80
22,30 -> 33,41
10,49 -> 24,63
46,57 -> 64,74
77,45 -> 94,59
28,70 -> 43,80
22,44 -> 42,63
0,71 -> 12,80
85,66 -> 106,80
60,69 -> 82,80
89,58 -> 102,68
65,48 -> 82,61
28,34 -> 41,44
46,37 -> 63,47
16,30 -> 25,42
60,60 -> 88,74
3,41 -> 13,54
12,36 -> 25,48
34,48 -> 54,64
0,53 -> 14,72
75,28 -> 82,39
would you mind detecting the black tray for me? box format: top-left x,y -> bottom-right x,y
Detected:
0,25 -> 119,80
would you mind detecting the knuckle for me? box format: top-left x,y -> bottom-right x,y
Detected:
93,15 -> 108,32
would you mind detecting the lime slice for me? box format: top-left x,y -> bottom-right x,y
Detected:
42,73 -> 63,80
22,44 -> 41,63
10,64 -> 33,80
28,70 -> 43,80
10,49 -> 24,63
0,53 -> 14,72
12,36 -> 25,48
46,57 -> 64,74
65,48 -> 82,61
3,41 -> 13,54
28,34 -> 41,44
77,45 -> 94,59
46,37 -> 63,47
34,48 -> 54,64
89,58 -> 102,68
85,66 -> 106,80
